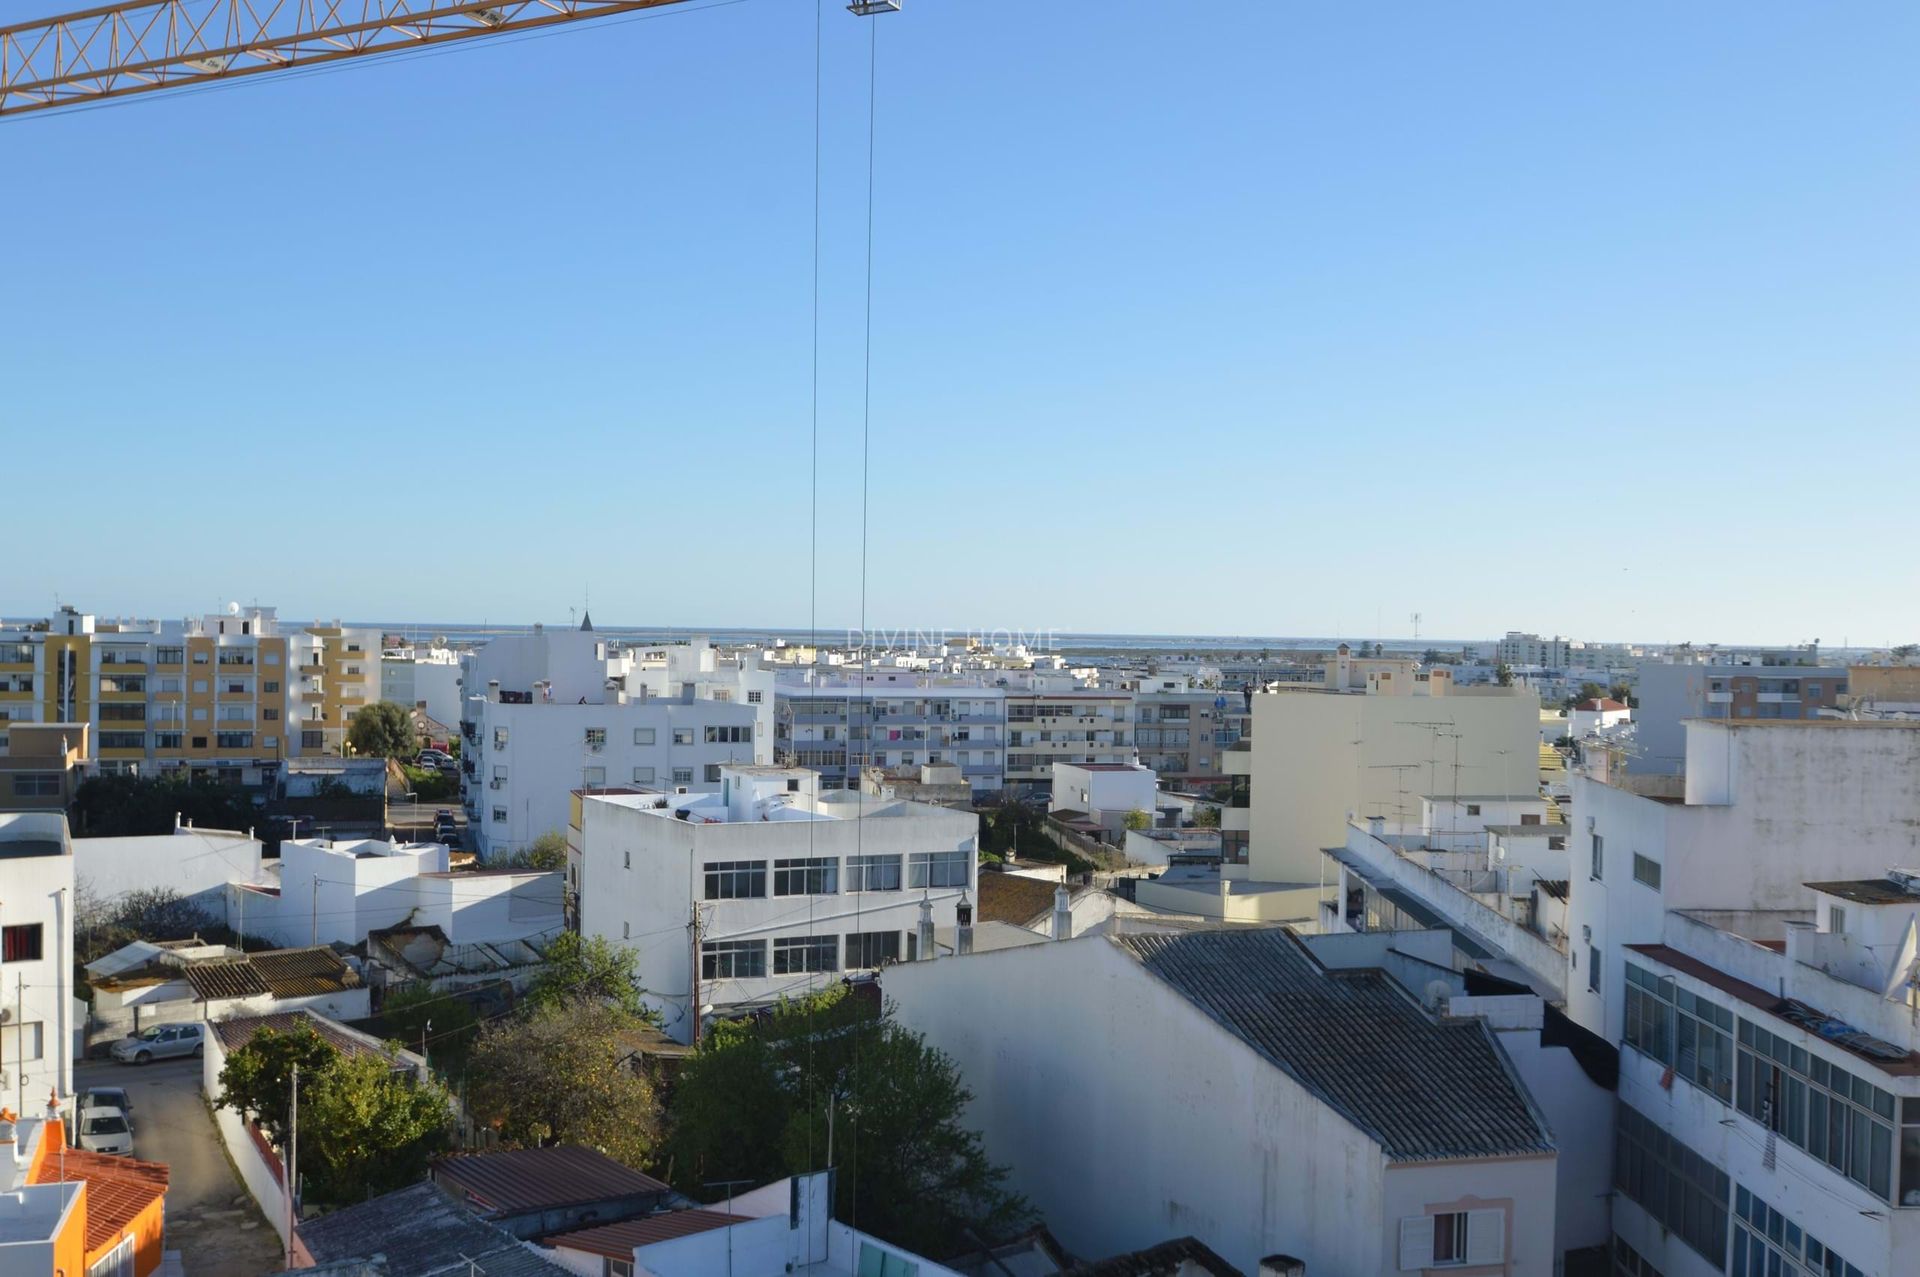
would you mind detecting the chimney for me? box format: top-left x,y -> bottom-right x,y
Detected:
1367,815 -> 1384,838
1259,1258 -> 1305,1277
487,679 -> 501,703
955,893 -> 974,956
1052,885 -> 1072,941
917,895 -> 935,960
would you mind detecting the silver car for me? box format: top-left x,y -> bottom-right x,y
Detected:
110,1021 -> 205,1064
77,1106 -> 133,1156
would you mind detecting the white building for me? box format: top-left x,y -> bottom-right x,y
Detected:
246,836 -> 562,950
1566,721 -> 1920,1044
1567,696 -> 1631,740
884,927 -> 1565,1275
573,764 -> 980,1042
460,626 -> 766,859
1049,761 -> 1157,835
73,820 -> 265,923
0,813 -> 76,1106
775,676 -> 1007,793
1496,632 -> 1573,668
380,644 -> 465,728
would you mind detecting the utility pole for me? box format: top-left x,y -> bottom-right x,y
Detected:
310,875 -> 318,947
15,971 -> 23,1117
285,1062 -> 300,1268
689,902 -> 703,1045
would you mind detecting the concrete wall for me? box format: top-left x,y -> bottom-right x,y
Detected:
413,871 -> 564,945
203,1027 -> 292,1250
74,828 -> 263,923
1249,689 -> 1540,883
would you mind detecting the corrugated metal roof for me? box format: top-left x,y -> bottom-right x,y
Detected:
251,946 -> 361,997
546,1209 -> 749,1260
295,1182 -> 572,1276
433,1146 -> 669,1215
1111,930 -> 1555,1162
184,959 -> 272,1001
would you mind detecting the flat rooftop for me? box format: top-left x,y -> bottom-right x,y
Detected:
0,838 -> 67,859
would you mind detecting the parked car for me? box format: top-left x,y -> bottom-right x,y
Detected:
110,1021 -> 205,1064
76,1106 -> 133,1156
417,750 -> 451,769
82,1086 -> 134,1128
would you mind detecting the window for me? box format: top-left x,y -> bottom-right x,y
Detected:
154,732 -> 183,750
604,1260 -> 634,1277
705,725 -> 751,743
493,727 -> 509,749
585,727 -> 607,749
1588,945 -> 1602,993
263,680 -> 279,694
1611,1236 -> 1664,1277
1614,1102 -> 1729,1263
704,764 -> 722,783
672,728 -> 695,745
1465,803 -> 1481,816
846,930 -> 901,968
2,923 -> 43,962
1590,832 -> 1604,880
1632,853 -> 1662,889
12,774 -> 61,797
1735,1018 -> 1896,1201
774,857 -> 838,896
263,707 -> 280,722
633,727 -> 656,745
847,854 -> 903,892
856,1242 -> 918,1277
1431,1213 -> 1466,1266
191,736 -> 207,749
492,807 -> 508,823
1731,1184 -> 1866,1277
1623,963 -> 1733,1102
192,650 -> 210,664
908,850 -> 971,889
701,939 -> 766,979
747,690 -> 763,704
100,732 -> 146,750
301,730 -> 324,749
705,860 -> 767,900
156,646 -> 184,665
773,935 -> 838,975
1397,1210 -> 1502,1271
672,768 -> 693,785
215,732 -> 253,749
632,766 -> 655,784
192,679 -> 209,693
1829,904 -> 1847,934
583,766 -> 606,786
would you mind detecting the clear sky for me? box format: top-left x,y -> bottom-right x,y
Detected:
5,1 -> 1917,646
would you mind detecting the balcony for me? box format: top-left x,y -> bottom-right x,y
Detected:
298,662 -> 325,675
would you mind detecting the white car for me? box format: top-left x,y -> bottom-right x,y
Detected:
76,1106 -> 133,1156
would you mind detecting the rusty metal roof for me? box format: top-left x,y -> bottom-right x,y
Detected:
250,946 -> 361,997
183,958 -> 272,1001
546,1209 -> 748,1260
432,1146 -> 670,1215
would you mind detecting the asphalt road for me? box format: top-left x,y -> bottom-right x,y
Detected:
75,1055 -> 287,1277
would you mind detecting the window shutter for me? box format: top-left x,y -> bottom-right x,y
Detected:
1398,1216 -> 1435,1270
1465,1210 -> 1505,1265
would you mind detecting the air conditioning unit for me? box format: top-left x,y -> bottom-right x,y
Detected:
489,778 -> 505,790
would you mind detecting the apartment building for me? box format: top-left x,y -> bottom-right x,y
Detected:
1496,632 -> 1573,668
0,604 -> 378,780
775,677 -> 1006,792
1631,660 -> 1849,774
460,627 -> 765,860
379,642 -> 465,727
0,723 -> 88,810
573,765 -> 980,1042
1132,688 -> 1242,786
1004,690 -> 1133,795
0,813 -> 76,1105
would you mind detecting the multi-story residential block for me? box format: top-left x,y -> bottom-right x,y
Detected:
0,604 -> 378,781
775,676 -> 1006,793
0,812 -> 76,1105
573,765 -> 979,1042
379,642 -> 465,728
1631,659 -> 1849,774
886,926 -> 1582,1275
1132,688 -> 1242,786
1004,690 -> 1133,795
1496,631 -> 1573,668
459,626 -> 767,860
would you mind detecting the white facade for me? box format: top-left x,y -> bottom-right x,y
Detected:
574,766 -> 980,1042
0,813 -> 76,1105
74,823 -> 265,922
1248,683 -> 1541,882
1049,762 -> 1157,829
380,646 -> 465,727
775,678 -> 1007,792
883,930 -> 1562,1275
1566,721 -> 1920,1043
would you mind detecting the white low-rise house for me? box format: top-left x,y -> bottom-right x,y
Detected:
460,626 -> 766,860
87,942 -> 370,1040
544,1170 -> 960,1277
574,764 -> 980,1042
884,926 -> 1565,1275
0,812 -> 77,1105
74,819 -> 266,924
239,836 -> 562,951
1567,696 -> 1631,739
1049,761 -> 1157,836
381,643 -> 466,728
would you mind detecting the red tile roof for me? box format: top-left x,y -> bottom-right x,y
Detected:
1573,698 -> 1628,712
432,1146 -> 668,1214
547,1209 -> 749,1260
33,1146 -> 169,1253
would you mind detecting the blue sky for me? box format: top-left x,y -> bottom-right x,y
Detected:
4,1 -> 1917,646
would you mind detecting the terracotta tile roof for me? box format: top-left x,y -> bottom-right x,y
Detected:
33,1147 -> 168,1253
1573,698 -> 1629,712
547,1209 -> 749,1260
211,1010 -> 384,1059
432,1146 -> 669,1214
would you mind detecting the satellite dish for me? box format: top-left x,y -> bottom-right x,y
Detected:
434,635 -> 448,648
1423,979 -> 1453,1011
227,601 -> 241,615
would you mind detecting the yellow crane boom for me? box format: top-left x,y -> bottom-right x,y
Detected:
0,0 -> 692,117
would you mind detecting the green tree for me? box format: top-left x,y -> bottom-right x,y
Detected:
215,1021 -> 341,1148
381,983 -> 483,1074
525,932 -> 649,1018
467,1000 -> 660,1166
302,1048 -> 452,1204
345,700 -> 416,759
507,829 -> 567,872
1192,804 -> 1221,829
1607,682 -> 1635,707
1494,662 -> 1515,687
666,987 -> 1031,1258
1122,808 -> 1151,832
68,772 -> 253,838
1564,681 -> 1608,710
1893,643 -> 1918,662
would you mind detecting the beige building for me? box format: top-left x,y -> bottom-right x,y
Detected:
1004,691 -> 1133,794
0,722 -> 88,809
1248,670 -> 1541,882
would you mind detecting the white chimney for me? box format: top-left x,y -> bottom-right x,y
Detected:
917,894 -> 935,960
1367,815 -> 1385,837
1258,1257 -> 1305,1277
1052,885 -> 1072,941
955,892 -> 974,956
